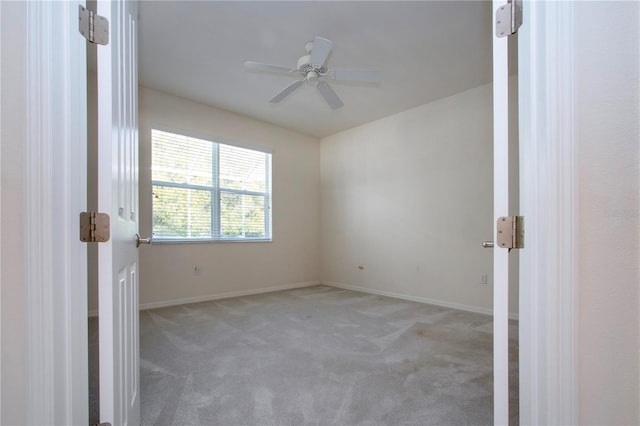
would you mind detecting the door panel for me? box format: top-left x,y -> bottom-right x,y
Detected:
493,0 -> 511,424
97,0 -> 140,424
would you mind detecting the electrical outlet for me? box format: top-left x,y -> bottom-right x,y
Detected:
480,274 -> 488,285
194,265 -> 201,276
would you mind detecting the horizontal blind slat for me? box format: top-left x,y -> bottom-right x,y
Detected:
151,129 -> 272,241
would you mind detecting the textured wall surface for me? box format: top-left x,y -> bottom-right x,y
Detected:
136,87 -> 321,308
1,2 -> 27,424
321,80 -> 519,316
576,2 -> 640,424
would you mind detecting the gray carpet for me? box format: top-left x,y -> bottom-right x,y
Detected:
89,315 -> 100,425
135,285 -> 519,425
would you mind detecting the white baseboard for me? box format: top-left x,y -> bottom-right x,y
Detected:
323,281 -> 519,321
90,280 -> 519,320
88,281 -> 320,317
138,281 -> 320,311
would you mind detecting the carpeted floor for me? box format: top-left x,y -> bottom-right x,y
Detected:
130,285 -> 518,425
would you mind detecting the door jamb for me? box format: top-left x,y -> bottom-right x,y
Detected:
24,1 -> 88,424
518,1 -> 578,424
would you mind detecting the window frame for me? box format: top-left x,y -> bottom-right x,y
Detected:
151,127 -> 272,243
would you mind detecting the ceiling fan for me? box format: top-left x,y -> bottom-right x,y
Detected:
244,36 -> 381,110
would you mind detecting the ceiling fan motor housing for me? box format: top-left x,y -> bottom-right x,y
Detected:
297,54 -> 327,75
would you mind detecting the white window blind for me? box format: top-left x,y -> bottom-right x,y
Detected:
151,129 -> 272,241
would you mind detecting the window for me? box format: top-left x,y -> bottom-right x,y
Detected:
152,129 -> 272,242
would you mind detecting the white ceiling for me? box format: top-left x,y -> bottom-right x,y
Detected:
138,1 -> 496,138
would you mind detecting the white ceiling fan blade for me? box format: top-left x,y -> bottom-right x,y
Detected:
244,61 -> 296,75
316,81 -> 344,110
269,80 -> 305,103
310,36 -> 333,68
327,69 -> 381,84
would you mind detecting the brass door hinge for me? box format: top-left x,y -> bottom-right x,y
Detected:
497,216 -> 524,250
80,212 -> 110,243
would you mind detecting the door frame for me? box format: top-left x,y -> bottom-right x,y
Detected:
21,1 -> 88,424
14,0 -> 578,424
518,1 -> 578,424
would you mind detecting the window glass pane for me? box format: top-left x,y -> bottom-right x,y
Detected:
151,128 -> 271,242
219,144 -> 266,192
152,130 -> 213,186
153,185 -> 211,238
220,192 -> 266,238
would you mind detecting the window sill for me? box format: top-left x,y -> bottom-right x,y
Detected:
150,237 -> 272,245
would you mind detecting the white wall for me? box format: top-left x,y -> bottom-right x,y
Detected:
575,2 -> 639,424
320,79 -> 519,317
136,87 -> 320,308
0,2 -> 27,424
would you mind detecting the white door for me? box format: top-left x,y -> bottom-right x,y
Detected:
492,0 -> 515,424
97,0 -> 140,425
